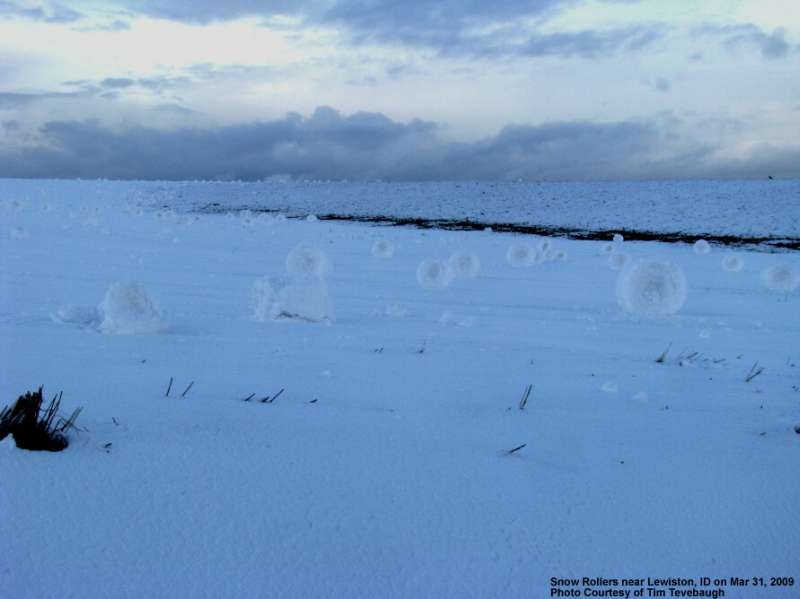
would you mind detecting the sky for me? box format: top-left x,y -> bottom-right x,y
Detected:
0,0 -> 798,181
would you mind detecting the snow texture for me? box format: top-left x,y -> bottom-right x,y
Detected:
448,251 -> 481,279
416,258 -> 454,289
98,282 -> 167,335
2,180 -> 799,599
616,260 -> 688,316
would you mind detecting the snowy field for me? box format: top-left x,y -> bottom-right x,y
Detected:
1,181 -> 799,598
2,178 -> 799,240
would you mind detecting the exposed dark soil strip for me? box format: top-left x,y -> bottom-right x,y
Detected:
199,203 -> 800,252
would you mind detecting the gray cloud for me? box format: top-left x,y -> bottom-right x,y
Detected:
320,1 -> 665,58
512,25 -> 664,59
0,0 -> 82,22
74,18 -> 130,31
1,106 -> 795,181
99,0 -> 310,23
73,1 -> 662,59
0,90 -> 84,108
698,24 -> 795,60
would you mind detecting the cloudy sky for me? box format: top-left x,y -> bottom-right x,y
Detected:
0,0 -> 798,180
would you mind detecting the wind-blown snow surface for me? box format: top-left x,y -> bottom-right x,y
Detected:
1,184 -> 799,599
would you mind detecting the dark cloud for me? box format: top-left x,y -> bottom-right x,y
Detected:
1,106 -> 795,181
0,1 -> 82,22
698,24 -> 795,60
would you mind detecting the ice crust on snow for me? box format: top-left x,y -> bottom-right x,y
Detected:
98,282 -> 168,334
616,260 -> 688,316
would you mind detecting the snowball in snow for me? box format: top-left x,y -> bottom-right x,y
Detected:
616,260 -> 688,316
417,258 -> 454,290
99,282 -> 167,334
613,233 -> 624,244
608,252 -> 630,271
256,274 -> 335,323
371,239 -> 395,258
601,381 -> 619,393
693,239 -> 711,255
721,254 -> 743,273
306,214 -> 318,222
506,244 -> 535,267
286,244 -> 331,278
761,263 -> 799,293
51,305 -> 102,327
449,251 -> 481,278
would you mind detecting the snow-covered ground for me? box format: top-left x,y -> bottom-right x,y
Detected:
1,178 -> 798,239
1,182 -> 799,599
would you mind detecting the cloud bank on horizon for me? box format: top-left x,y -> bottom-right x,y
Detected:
0,0 -> 798,180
